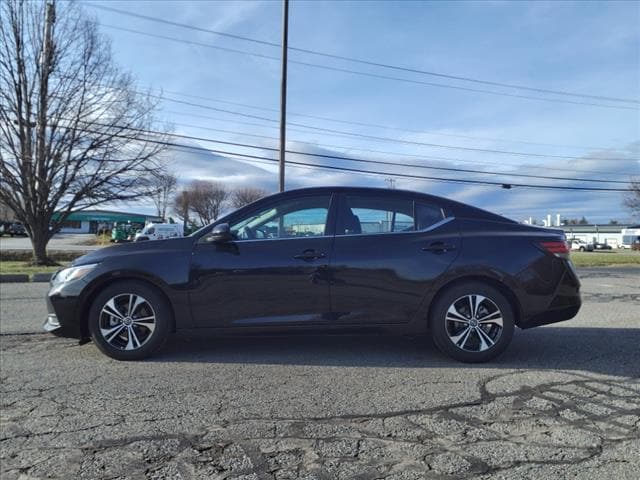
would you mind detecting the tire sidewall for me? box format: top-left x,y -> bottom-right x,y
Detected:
430,282 -> 515,363
89,280 -> 171,360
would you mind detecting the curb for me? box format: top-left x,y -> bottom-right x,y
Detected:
0,274 -> 30,283
32,273 -> 53,282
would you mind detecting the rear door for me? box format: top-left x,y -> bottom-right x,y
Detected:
329,192 -> 460,325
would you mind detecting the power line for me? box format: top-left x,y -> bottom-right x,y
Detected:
67,120 -> 633,191
49,68 -> 639,162
156,95 -> 639,161
123,133 -> 635,192
286,148 -> 632,185
160,109 -> 638,178
160,91 -> 617,152
99,23 -> 640,111
38,79 -> 635,171
5,90 -> 637,177
150,119 -> 632,184
91,4 -> 639,105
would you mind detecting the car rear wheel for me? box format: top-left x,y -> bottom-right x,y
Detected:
88,281 -> 171,360
430,282 -> 514,363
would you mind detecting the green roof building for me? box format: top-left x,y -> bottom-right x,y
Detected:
53,209 -> 162,234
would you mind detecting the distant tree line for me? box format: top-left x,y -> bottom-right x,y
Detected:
562,217 -> 590,225
528,216 -> 623,226
146,175 -> 268,228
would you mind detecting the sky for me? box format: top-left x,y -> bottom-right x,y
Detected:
85,0 -> 639,223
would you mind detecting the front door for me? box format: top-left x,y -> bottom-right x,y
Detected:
189,194 -> 335,327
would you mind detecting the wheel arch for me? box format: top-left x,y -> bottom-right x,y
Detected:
77,274 -> 177,339
426,275 -> 523,329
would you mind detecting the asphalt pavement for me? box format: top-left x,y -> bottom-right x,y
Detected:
0,268 -> 638,479
0,233 -> 99,251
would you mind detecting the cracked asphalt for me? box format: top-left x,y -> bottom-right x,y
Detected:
1,267 -> 639,479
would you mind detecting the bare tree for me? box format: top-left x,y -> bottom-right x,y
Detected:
150,171 -> 177,221
231,187 -> 268,209
0,1 -> 168,264
0,198 -> 16,221
188,180 -> 229,226
624,177 -> 640,218
172,190 -> 190,231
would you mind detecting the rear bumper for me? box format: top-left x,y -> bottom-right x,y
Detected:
520,263 -> 581,329
520,303 -> 581,329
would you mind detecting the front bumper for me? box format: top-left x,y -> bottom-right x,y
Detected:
43,313 -> 61,332
44,281 -> 86,339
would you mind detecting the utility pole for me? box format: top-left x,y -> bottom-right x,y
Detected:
278,0 -> 289,192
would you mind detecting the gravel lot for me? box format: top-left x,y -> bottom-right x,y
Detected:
1,268 -> 638,479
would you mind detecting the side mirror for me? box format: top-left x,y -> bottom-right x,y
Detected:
205,223 -> 233,243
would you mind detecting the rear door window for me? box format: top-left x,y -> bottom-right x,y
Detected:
415,202 -> 446,230
338,195 -> 414,235
337,195 -> 447,236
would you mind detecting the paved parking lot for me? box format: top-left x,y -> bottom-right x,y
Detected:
0,233 -> 99,251
1,268 -> 639,479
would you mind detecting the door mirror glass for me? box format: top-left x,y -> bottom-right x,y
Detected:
206,223 -> 232,243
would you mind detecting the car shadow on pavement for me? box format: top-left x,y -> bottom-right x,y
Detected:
153,327 -> 640,378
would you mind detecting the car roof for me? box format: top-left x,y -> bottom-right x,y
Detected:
282,185 -> 440,201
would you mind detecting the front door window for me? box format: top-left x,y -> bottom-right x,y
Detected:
230,195 -> 331,240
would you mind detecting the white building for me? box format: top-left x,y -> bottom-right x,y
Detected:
558,224 -> 639,248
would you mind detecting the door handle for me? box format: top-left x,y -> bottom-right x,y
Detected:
422,242 -> 456,253
293,249 -> 327,261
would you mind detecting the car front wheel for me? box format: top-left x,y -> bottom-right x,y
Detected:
88,281 -> 171,360
430,282 -> 515,363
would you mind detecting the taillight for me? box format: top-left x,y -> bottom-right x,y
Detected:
539,241 -> 570,257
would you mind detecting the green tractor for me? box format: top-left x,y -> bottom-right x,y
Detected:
110,223 -> 129,243
110,222 -> 143,243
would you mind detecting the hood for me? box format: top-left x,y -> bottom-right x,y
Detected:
73,237 -> 195,266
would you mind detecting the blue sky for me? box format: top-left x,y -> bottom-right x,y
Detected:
86,0 -> 639,223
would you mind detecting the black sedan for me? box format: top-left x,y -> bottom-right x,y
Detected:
44,186 -> 581,362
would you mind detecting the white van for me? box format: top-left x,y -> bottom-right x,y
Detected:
134,223 -> 183,242
620,228 -> 640,249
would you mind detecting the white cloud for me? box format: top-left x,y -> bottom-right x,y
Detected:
140,139 -> 638,224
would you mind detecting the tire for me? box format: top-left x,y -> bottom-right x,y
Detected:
579,246 -> 585,252
88,280 -> 171,360
429,282 -> 515,363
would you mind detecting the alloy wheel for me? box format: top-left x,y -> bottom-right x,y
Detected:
98,293 -> 156,351
445,294 -> 504,352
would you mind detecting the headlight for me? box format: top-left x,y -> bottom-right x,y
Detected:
53,263 -> 98,284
